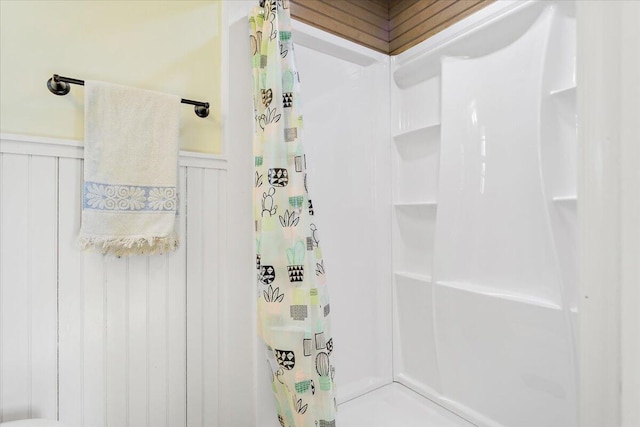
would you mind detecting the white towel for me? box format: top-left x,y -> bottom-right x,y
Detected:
78,80 -> 181,256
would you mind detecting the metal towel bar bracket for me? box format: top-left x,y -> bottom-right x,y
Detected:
47,74 -> 210,118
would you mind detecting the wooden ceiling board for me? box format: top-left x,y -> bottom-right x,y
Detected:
369,0 -> 391,11
372,0 -> 390,7
389,0 -> 484,51
289,1 -> 390,53
288,0 -> 494,55
390,0 -> 457,40
389,0 -> 421,18
322,0 -> 390,30
346,0 -> 390,19
390,0 -> 492,54
295,0 -> 389,39
390,0 -> 437,27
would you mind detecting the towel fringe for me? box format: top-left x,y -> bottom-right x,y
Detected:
78,234 -> 180,257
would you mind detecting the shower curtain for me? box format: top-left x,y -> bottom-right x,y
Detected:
249,1 -> 337,426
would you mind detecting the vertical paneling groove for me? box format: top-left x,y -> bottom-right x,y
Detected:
145,258 -> 150,427
128,255 -> 147,427
203,169 -> 217,427
83,249 -> 106,427
125,258 -> 130,427
56,157 -> 60,423
162,258 -> 171,427
183,167 -> 189,427
186,167 -> 203,427
200,171 -> 205,427
103,263 -> 107,427
185,167 -> 220,427
164,258 -> 170,426
217,168 -> 228,427
27,156 -> 32,419
29,155 -> 58,420
1,154 -> 31,422
81,252 -> 85,427
207,168 -> 223,427
105,256 -> 128,427
80,172 -> 85,427
57,157 -> 84,426
165,167 -> 187,427
148,252 -> 168,427
0,152 -> 3,423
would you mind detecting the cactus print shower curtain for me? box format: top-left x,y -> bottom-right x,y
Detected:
249,1 -> 337,426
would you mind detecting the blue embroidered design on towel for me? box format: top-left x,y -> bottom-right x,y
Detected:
83,182 -> 177,212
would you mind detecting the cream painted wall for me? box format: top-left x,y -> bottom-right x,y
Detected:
0,0 -> 222,153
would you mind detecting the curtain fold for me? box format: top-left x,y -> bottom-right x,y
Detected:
249,1 -> 337,426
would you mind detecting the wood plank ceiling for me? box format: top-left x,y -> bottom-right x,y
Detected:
289,0 -> 494,55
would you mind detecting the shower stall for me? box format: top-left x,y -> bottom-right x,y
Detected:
226,0 -> 577,426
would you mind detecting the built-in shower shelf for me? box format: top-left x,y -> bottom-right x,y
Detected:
549,85 -> 576,110
549,85 -> 576,97
394,201 -> 438,208
434,281 -> 563,310
393,202 -> 436,277
395,271 -> 432,283
552,195 -> 577,203
393,123 -> 441,144
549,85 -> 577,114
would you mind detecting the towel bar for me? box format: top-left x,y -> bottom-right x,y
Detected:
47,74 -> 210,118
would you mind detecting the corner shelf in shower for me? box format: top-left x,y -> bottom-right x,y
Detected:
433,280 -> 563,311
549,85 -> 576,111
549,85 -> 576,97
552,195 -> 577,203
393,203 -> 437,278
394,271 -> 432,284
393,124 -> 441,203
393,123 -> 441,144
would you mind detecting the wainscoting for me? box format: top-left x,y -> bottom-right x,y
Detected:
0,134 -> 227,427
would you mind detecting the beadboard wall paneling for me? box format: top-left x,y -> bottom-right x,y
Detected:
289,0 -> 390,53
0,135 -> 226,427
186,167 -> 222,427
389,0 -> 494,54
0,153 -> 59,422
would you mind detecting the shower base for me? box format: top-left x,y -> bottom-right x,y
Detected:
339,383 -> 474,427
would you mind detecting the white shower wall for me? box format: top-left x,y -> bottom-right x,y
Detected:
295,42 -> 392,402
390,2 -> 578,427
224,3 -> 394,424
